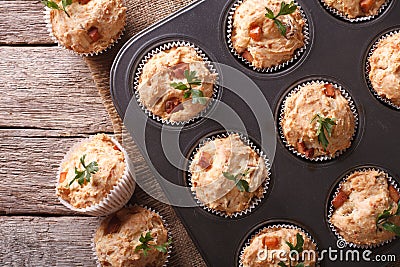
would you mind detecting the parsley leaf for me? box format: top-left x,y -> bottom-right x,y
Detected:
43,0 -> 72,17
278,262 -> 288,267
311,114 -> 337,150
170,70 -> 206,105
223,170 -> 250,192
382,222 -> 400,236
69,154 -> 98,186
265,1 -> 297,36
135,231 -> 172,257
376,202 -> 400,236
286,233 -> 304,254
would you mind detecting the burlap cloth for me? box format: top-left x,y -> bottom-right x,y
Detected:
84,0 -> 207,266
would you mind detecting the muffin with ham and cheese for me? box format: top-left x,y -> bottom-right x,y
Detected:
330,169 -> 400,246
231,0 -> 306,69
57,134 -> 133,213
280,82 -> 356,158
323,0 -> 386,19
189,134 -> 269,216
137,46 -> 216,123
241,226 -> 317,267
46,0 -> 126,54
368,32 -> 400,107
94,206 -> 170,267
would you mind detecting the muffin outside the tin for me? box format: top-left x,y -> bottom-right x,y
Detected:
368,32 -> 400,107
281,82 -> 355,158
57,134 -> 128,210
323,0 -> 386,19
189,134 -> 269,216
137,46 -> 216,123
241,226 -> 317,267
231,0 -> 305,69
94,206 -> 170,267
330,169 -> 400,246
46,0 -> 126,55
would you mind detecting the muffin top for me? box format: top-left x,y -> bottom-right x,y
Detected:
323,0 -> 386,19
330,170 -> 400,246
232,0 -> 305,69
57,134 -> 125,208
281,82 -> 355,158
189,134 -> 268,215
137,46 -> 215,123
369,33 -> 400,107
49,0 -> 126,54
94,206 -> 169,267
241,227 -> 317,267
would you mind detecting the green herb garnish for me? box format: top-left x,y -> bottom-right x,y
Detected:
135,231 -> 172,257
265,1 -> 297,37
170,70 -> 206,105
311,114 -> 337,150
376,201 -> 400,236
223,170 -> 250,192
43,0 -> 72,17
279,233 -> 310,267
68,154 -> 98,186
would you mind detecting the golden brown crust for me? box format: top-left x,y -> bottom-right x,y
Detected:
94,206 -> 169,267
49,0 -> 126,54
324,0 -> 386,18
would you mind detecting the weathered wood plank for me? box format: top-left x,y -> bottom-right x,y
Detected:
0,216 -> 99,266
0,46 -> 113,134
0,1 -> 53,44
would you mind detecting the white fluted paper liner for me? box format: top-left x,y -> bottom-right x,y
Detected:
365,29 -> 400,110
278,80 -> 359,162
133,40 -> 219,126
319,0 -> 392,23
226,0 -> 310,73
238,223 -> 319,267
43,6 -> 125,57
328,167 -> 400,249
92,205 -> 171,267
187,132 -> 271,218
56,135 -> 136,216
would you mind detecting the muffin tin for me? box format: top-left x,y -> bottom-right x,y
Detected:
110,0 -> 400,266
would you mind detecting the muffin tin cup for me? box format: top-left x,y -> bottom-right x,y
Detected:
133,40 -> 219,126
92,205 -> 172,267
365,29 -> 400,110
43,7 -> 126,57
56,135 -> 136,216
319,0 -> 392,23
327,167 -> 400,249
187,132 -> 271,218
226,0 -> 310,73
238,222 -> 319,267
278,80 -> 359,162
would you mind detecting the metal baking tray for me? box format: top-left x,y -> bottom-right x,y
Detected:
110,0 -> 400,266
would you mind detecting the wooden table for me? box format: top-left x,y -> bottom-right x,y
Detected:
0,1 -> 114,265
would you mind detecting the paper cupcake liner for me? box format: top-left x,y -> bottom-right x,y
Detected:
278,80 -> 359,162
365,29 -> 400,110
92,205 -> 171,267
226,0 -> 310,73
328,166 -> 400,249
56,135 -> 136,216
43,6 -> 125,57
133,40 -> 219,126
187,132 -> 271,218
319,0 -> 392,23
238,222 -> 320,267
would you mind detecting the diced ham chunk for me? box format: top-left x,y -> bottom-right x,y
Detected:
171,63 -> 190,79
332,190 -> 348,209
59,172 -> 68,183
165,97 -> 183,114
241,50 -> 254,62
389,185 -> 400,203
198,152 -> 212,170
262,236 -> 280,249
105,216 -> 122,235
249,26 -> 262,41
88,27 -> 101,42
79,0 -> 90,4
360,0 -> 374,13
324,84 -> 336,98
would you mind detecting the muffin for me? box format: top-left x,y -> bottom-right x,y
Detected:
47,0 -> 126,54
330,169 -> 400,246
137,46 -> 216,122
231,0 -> 305,69
368,32 -> 400,107
323,0 -> 386,19
189,134 -> 268,216
57,134 -> 128,209
241,226 -> 317,267
281,82 -> 355,158
94,206 -> 170,267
